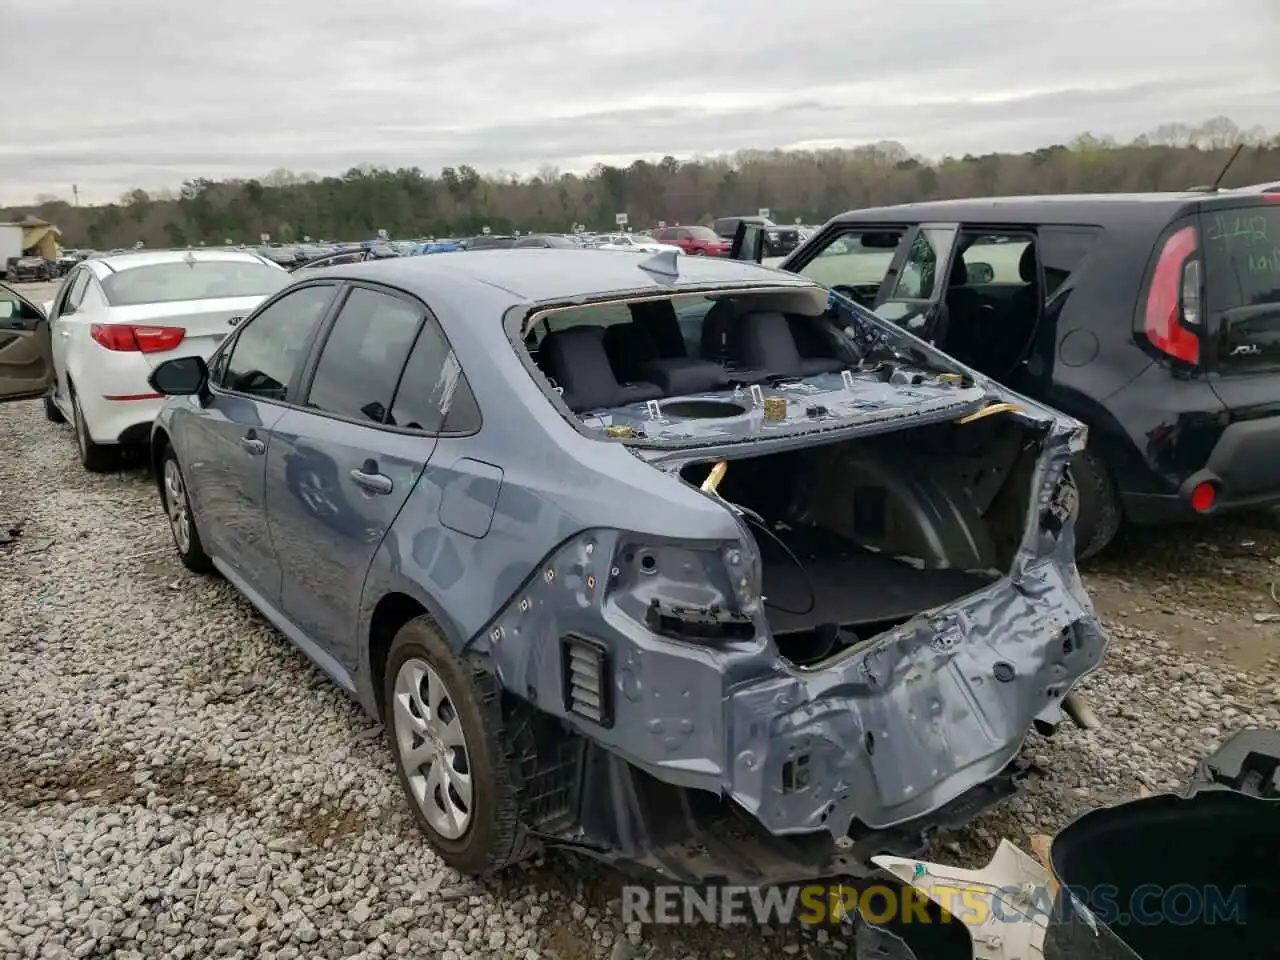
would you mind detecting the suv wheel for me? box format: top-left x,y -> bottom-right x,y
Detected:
1072,448 -> 1121,561
70,387 -> 114,472
384,618 -> 528,874
162,447 -> 212,573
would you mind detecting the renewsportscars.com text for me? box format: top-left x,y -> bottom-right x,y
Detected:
621,882 -> 1248,928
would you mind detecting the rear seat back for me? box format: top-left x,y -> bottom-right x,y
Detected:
604,321 -> 729,396
730,311 -> 845,378
539,325 -> 663,412
629,300 -> 688,358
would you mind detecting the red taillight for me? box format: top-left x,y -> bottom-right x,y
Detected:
90,324 -> 186,353
1190,481 -> 1216,513
1143,225 -> 1200,364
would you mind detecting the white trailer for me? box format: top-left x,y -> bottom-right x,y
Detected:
0,223 -> 24,276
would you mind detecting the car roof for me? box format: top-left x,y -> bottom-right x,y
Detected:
306,248 -> 812,304
827,191 -> 1255,229
85,248 -> 275,274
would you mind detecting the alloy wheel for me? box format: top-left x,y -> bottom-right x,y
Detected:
163,459 -> 192,554
392,657 -> 473,839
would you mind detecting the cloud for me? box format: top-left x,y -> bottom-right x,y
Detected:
1,0 -> 1275,204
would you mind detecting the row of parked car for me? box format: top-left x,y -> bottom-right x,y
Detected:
0,181 -> 1275,903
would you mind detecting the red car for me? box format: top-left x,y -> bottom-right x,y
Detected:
651,226 -> 731,256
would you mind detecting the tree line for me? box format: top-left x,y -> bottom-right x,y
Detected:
6,116 -> 1276,249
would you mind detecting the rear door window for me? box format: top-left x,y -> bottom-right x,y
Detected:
1203,203 -> 1280,373
388,317 -> 481,434
305,286 -> 423,423
1037,225 -> 1103,297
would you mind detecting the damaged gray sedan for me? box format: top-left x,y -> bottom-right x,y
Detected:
141,248 -> 1109,883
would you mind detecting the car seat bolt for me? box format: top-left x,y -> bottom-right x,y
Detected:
586,575 -> 596,591
834,836 -> 853,850
519,598 -> 530,612
544,568 -> 555,583
491,627 -> 502,643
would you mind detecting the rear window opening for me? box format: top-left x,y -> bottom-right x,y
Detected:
678,414 -> 1052,667
102,260 -> 290,307
522,287 -> 856,419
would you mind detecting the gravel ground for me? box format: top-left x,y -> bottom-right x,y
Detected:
2,372 -> 1280,960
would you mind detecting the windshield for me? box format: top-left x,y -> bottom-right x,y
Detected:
101,260 -> 290,306
686,226 -> 719,241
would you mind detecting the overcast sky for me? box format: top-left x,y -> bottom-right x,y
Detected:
1,0 -> 1276,205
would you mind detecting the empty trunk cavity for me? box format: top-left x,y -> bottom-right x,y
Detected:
679,415 -> 1045,666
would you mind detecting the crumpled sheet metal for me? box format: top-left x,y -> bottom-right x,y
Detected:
725,562 -> 1107,833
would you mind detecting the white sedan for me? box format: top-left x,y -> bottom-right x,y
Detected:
593,233 -> 681,253
41,249 -> 291,470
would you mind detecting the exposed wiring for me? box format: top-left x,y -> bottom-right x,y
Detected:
727,501 -> 817,617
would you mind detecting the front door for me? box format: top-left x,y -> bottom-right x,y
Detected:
0,283 -> 54,403
266,283 -> 443,666
181,282 -> 339,600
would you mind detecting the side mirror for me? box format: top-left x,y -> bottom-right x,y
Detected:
967,261 -> 994,284
148,355 -> 209,398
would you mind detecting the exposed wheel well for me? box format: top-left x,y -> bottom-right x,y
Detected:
368,592 -> 429,719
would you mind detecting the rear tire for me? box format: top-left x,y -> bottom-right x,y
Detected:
383,618 -> 529,875
1072,448 -> 1121,561
70,387 -> 115,473
44,394 -> 66,424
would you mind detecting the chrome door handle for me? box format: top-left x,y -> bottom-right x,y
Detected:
240,435 -> 266,455
349,468 -> 392,495
59,330 -> 70,337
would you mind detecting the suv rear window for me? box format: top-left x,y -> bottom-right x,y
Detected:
102,260 -> 289,306
1203,204 -> 1280,313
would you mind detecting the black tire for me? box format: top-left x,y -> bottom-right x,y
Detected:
1071,448 -> 1121,561
160,445 -> 213,574
383,618 -> 529,874
70,386 -> 115,472
43,394 -> 66,424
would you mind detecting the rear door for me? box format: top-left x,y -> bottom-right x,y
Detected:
0,283 -> 54,402
266,283 -> 442,668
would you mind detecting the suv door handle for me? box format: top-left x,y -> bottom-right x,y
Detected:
240,432 -> 266,455
350,461 -> 393,495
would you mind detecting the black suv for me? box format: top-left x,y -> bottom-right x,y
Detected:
713,216 -> 803,257
733,187 -> 1280,558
